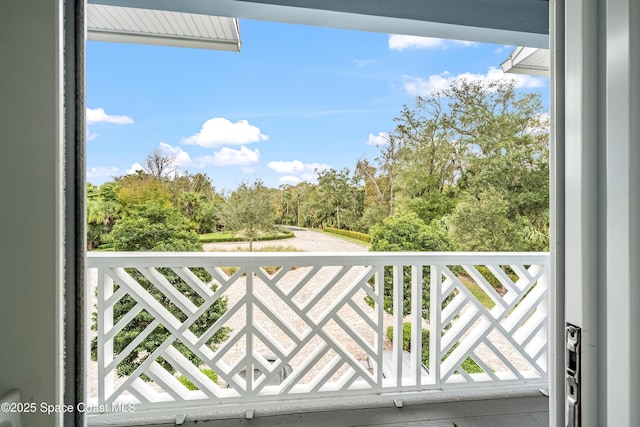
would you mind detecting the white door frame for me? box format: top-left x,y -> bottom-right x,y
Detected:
559,0 -> 640,425
63,1 -> 640,426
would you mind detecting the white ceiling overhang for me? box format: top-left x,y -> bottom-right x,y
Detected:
500,46 -> 550,76
87,4 -> 242,51
88,0 -> 549,48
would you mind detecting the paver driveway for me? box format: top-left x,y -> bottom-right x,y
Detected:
202,226 -> 367,253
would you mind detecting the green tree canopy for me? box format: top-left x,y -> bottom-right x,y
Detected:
86,182 -> 122,250
111,200 -> 200,251
446,187 -> 535,252
370,210 -> 452,253
93,200 -> 229,377
369,210 -> 453,317
313,168 -> 364,230
222,180 -> 278,251
386,78 -> 549,247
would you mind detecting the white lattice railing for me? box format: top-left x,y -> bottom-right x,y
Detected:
86,252 -> 549,423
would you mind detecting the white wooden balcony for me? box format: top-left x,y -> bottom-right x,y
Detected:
86,252 -> 550,425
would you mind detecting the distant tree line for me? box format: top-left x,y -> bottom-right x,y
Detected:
87,78 -> 549,254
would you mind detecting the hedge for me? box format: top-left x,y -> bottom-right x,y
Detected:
323,227 -> 371,243
199,228 -> 294,243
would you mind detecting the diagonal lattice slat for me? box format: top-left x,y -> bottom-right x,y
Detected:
434,263 -> 548,384
88,252 -> 549,422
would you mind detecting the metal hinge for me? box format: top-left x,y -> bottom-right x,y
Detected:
566,323 -> 581,427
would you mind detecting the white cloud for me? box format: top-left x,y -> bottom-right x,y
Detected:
457,40 -> 480,47
193,146 -> 260,167
86,107 -> 134,125
366,132 -> 389,146
267,160 -> 331,184
158,142 -> 192,168
267,160 -> 331,174
300,172 -> 320,182
142,143 -> 259,170
267,160 -> 305,174
403,73 -> 455,95
126,162 -> 144,174
278,175 -> 301,185
403,66 -> 546,96
388,35 -> 479,51
389,35 -> 444,50
87,166 -> 120,179
183,117 -> 269,147
494,45 -> 512,54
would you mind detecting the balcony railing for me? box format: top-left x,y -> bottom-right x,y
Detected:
86,251 -> 549,423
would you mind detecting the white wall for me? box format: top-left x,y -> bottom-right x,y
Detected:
0,1 -> 64,426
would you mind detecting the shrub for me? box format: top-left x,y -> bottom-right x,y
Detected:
386,323 -> 430,365
177,369 -> 218,391
446,187 -> 534,252
386,322 -> 483,374
199,228 -> 294,243
368,211 -> 453,318
92,201 -> 230,378
323,227 -> 371,243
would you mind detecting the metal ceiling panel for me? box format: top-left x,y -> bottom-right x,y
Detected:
500,47 -> 550,76
87,4 -> 242,51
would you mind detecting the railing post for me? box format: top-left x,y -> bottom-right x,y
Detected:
410,265 -> 423,386
97,267 -> 114,403
430,265 -> 441,385
246,267 -> 254,395
537,264 -> 549,374
374,265 -> 384,388
392,265 -> 403,386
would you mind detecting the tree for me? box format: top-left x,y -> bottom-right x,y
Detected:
86,182 -> 122,250
143,147 -> 177,180
168,172 -> 217,202
276,184 -> 297,226
177,191 -> 224,234
116,173 -> 173,212
368,210 -> 452,317
356,131 -> 402,230
93,200 -> 229,376
314,168 -> 364,230
387,77 -> 549,247
445,187 -> 534,252
222,180 -> 278,251
450,79 -> 549,233
111,200 -> 200,251
393,92 -> 464,224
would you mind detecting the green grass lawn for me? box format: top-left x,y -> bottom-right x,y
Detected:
198,232 -> 237,243
459,276 -> 496,309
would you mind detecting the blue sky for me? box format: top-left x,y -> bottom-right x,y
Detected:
86,19 -> 549,192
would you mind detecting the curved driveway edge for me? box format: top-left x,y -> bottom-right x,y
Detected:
203,227 -> 368,252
